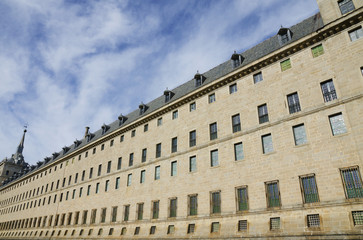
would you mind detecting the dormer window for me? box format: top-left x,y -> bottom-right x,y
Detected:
118,114 -> 128,126
194,72 -> 206,87
62,146 -> 70,154
164,89 -> 174,103
139,103 -> 148,115
231,51 -> 243,68
101,124 -> 110,134
74,140 -> 81,148
278,28 -> 292,45
86,133 -> 95,142
44,157 -> 51,163
52,152 -> 59,159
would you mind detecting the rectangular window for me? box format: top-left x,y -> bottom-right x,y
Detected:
72,189 -> 76,199
120,135 -> 124,142
253,72 -> 263,84
171,161 -> 177,176
210,150 -> 219,167
234,142 -> 244,161
349,26 -> 363,41
232,114 -> 241,133
144,124 -> 148,132
189,130 -> 196,147
100,208 -> 106,223
131,129 -> 135,137
338,0 -> 355,15
211,191 -> 221,214
121,227 -> 127,235
190,102 -> 196,112
229,83 -> 237,94
236,187 -> 248,211
82,210 -> 88,224
127,174 -> 132,186
307,214 -> 320,228
262,134 -> 274,154
91,209 -> 97,224
270,217 -> 280,230
123,205 -> 130,221
142,148 -> 147,162
155,166 -> 160,180
266,181 -> 280,208
300,175 -> 319,203
157,117 -> 162,126
105,180 -> 109,192
287,92 -> 301,114
320,80 -> 337,102
171,137 -> 177,153
140,170 -> 145,183
169,198 -> 177,217
117,157 -> 122,170
115,177 -> 120,189
293,124 -> 307,146
98,164 -> 102,176
152,201 -> 159,219
210,122 -> 218,140
189,156 -> 197,172
150,226 -> 156,235
280,58 -> 291,71
137,203 -> 144,220
101,144 -> 104,151
110,139 -> 114,147
95,183 -> 100,194
211,222 -> 220,233
156,143 -> 161,158
258,104 -> 269,124
107,161 -> 111,173
189,195 -> 198,216
340,166 -> 363,198
172,110 -> 178,119
81,170 -> 85,181
209,93 -> 216,103
352,211 -> 363,226
129,153 -> 134,167
74,212 -> 79,225
311,44 -> 324,58
87,185 -> 91,195
238,220 -> 248,231
329,113 -> 347,136
79,187 -> 83,197
167,225 -> 175,234
188,224 -> 195,234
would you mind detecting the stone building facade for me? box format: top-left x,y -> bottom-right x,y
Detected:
0,0 -> 363,239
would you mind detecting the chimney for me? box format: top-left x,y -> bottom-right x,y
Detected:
84,127 -> 90,138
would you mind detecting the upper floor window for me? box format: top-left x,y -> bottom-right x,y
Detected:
258,104 -> 269,124
127,174 -> 132,186
236,186 -> 248,211
210,149 -> 219,167
229,83 -> 237,94
129,153 -> 134,167
169,198 -> 177,217
157,118 -> 162,126
265,181 -> 280,208
194,72 -> 206,87
349,26 -> 363,41
278,28 -> 292,45
210,122 -> 218,140
280,58 -> 291,71
140,170 -> 145,183
293,124 -> 307,146
164,89 -> 174,102
142,148 -> 147,163
211,191 -> 221,214
131,130 -> 136,137
118,114 -> 127,126
209,93 -> 216,103
156,143 -> 161,158
189,156 -> 197,172
311,44 -> 324,58
231,51 -> 243,68
189,130 -> 196,147
299,174 -> 319,203
329,113 -> 347,136
234,142 -> 244,161
262,134 -> 274,154
253,72 -> 263,84
190,102 -> 196,112
144,124 -> 148,132
171,137 -> 178,153
171,161 -> 177,176
321,80 -> 337,102
232,114 -> 241,133
172,110 -> 178,120
338,0 -> 355,15
340,166 -> 363,199
139,103 -> 148,115
287,92 -> 301,114
155,166 -> 161,180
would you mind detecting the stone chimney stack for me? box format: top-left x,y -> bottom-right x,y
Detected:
84,127 -> 90,138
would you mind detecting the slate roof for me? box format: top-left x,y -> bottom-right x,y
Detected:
1,13 -> 323,187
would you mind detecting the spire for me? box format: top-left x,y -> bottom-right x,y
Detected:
12,128 -> 27,165
16,129 -> 27,155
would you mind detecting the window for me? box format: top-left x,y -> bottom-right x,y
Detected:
101,144 -> 104,151
100,208 -> 106,223
300,175 -> 319,203
115,177 -> 120,189
127,174 -> 132,186
143,124 -> 148,132
117,157 -> 122,170
340,166 -> 363,198
87,185 -> 91,195
278,28 -> 292,44
98,164 -> 102,176
121,227 -> 127,235
190,102 -> 196,112
150,226 -> 156,235
189,130 -> 196,147
110,139 -> 114,147
307,214 -> 320,228
236,187 -> 248,211
105,180 -> 109,192
311,44 -> 324,58
270,217 -> 280,230
141,148 -> 147,162
189,156 -> 197,172
253,72 -> 263,84
280,58 -> 291,71
229,83 -> 237,94
137,203 -> 144,220
352,211 -> 363,226
320,80 -> 337,102
95,183 -> 100,194
287,92 -> 301,114
171,137 -> 177,153
231,114 -> 241,133
266,181 -> 280,208
154,166 -> 160,180
293,124 -> 307,146
209,93 -> 216,103
338,0 -> 355,15
93,148 -> 96,154
120,135 -> 124,142
211,191 -> 221,214
258,104 -> 269,124
234,142 -> 244,161
123,205 -> 130,221
211,222 -> 220,233
131,130 -> 136,137
107,161 -> 111,173
171,161 -> 177,176
329,113 -> 347,136
169,198 -> 177,217
140,170 -> 145,183
82,170 -> 85,181
210,122 -> 218,140
262,134 -> 274,154
82,210 -> 88,224
361,66 -> 363,76
156,143 -> 161,158
157,117 -> 162,126
109,228 -> 114,235
238,220 -> 247,231
187,224 -> 195,234
189,195 -> 198,216
129,153 -> 134,167
172,110 -> 178,119
210,150 -> 219,167
79,187 -> 83,197
167,225 -> 175,234
349,27 -> 363,41
152,201 -> 159,219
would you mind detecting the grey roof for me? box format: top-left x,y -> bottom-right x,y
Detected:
1,13 -> 323,187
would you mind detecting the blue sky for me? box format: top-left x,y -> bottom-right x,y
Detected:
0,0 -> 319,165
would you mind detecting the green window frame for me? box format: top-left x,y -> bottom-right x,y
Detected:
266,181 -> 280,208
300,174 -> 319,203
340,166 -> 363,199
311,44 -> 324,58
236,186 -> 248,211
280,58 -> 291,71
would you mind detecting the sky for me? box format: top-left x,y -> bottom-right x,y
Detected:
0,0 -> 319,166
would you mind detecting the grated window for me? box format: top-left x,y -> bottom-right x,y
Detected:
187,224 -> 195,233
167,225 -> 175,234
352,211 -> 363,225
211,222 -> 220,233
238,220 -> 247,231
270,217 -> 280,230
307,214 -> 320,227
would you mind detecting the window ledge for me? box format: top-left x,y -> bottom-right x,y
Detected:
294,143 -> 309,148
263,151 -> 276,156
332,132 -> 349,138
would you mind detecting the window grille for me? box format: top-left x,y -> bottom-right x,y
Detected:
307,214 -> 320,227
134,227 -> 140,235
300,175 -> 319,203
187,224 -> 195,233
167,225 -> 175,234
266,182 -> 280,207
287,92 -> 301,114
258,104 -> 269,124
341,167 -> 363,198
210,123 -> 218,140
320,80 -> 337,102
232,114 -> 241,133
238,220 -> 247,231
338,0 -> 355,15
237,187 -> 248,211
211,191 -> 221,214
189,195 -> 198,216
152,201 -> 159,219
137,203 -> 144,220
211,222 -> 220,233
311,44 -> 324,57
352,211 -> 363,225
270,217 -> 280,230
